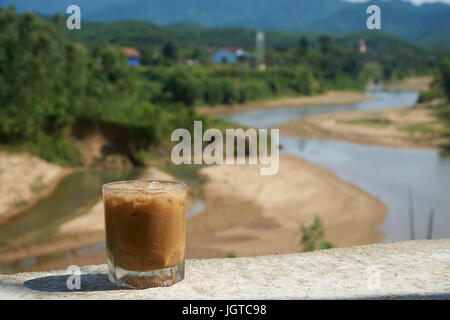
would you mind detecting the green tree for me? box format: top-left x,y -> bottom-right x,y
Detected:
141,47 -> 162,66
318,35 -> 332,54
440,59 -> 450,101
203,79 -> 225,105
0,8 -> 75,142
162,68 -> 200,106
162,41 -> 178,61
0,8 -> 150,165
298,36 -> 309,56
221,80 -> 240,105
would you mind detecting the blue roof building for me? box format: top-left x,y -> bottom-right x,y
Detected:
211,47 -> 245,64
122,47 -> 141,67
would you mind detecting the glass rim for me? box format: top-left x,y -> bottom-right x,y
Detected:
102,180 -> 186,194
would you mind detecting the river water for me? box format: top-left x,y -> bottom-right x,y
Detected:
221,87 -> 450,242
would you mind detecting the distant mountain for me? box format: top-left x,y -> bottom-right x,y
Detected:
1,0 -> 449,47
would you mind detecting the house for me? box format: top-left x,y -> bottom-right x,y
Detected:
122,47 -> 141,67
211,47 -> 246,64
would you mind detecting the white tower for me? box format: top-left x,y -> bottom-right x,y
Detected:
255,31 -> 265,70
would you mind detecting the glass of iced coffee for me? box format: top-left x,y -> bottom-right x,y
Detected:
102,180 -> 186,289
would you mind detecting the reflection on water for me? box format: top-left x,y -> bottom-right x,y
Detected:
221,88 -> 450,242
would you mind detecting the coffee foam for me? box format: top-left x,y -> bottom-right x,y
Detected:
103,181 -> 185,196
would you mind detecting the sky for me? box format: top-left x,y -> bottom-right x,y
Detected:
344,0 -> 450,5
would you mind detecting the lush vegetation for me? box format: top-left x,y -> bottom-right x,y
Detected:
418,59 -> 450,150
337,31 -> 447,81
140,64 -> 324,107
0,8 -> 198,165
419,59 -> 450,104
63,18 -> 445,83
435,60 -> 450,137
0,6 -> 448,166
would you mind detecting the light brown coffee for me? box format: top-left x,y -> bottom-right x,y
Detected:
103,181 -> 186,272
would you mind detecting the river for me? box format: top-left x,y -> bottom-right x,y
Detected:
221,86 -> 450,242
1,86 -> 449,273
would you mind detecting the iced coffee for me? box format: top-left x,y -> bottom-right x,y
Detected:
102,180 -> 186,289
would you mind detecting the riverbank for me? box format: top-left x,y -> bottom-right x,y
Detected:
279,101 -> 449,150
278,76 -> 449,150
0,87 -> 371,228
188,154 -> 387,258
384,76 -> 432,92
197,91 -> 369,115
0,153 -> 388,272
0,167 -> 196,271
0,152 -> 72,226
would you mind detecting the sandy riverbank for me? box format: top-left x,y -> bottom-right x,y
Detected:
0,152 -> 71,225
0,153 -> 388,272
279,102 -> 448,150
278,77 -> 449,150
197,91 -> 369,115
187,154 -> 387,258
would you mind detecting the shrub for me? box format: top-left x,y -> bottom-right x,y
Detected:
221,80 -> 240,105
440,59 -> 450,101
300,215 -> 334,252
418,88 -> 445,103
267,78 -> 284,95
203,79 -> 225,106
290,71 -> 318,95
30,135 -> 82,167
162,68 -> 201,106
238,82 -> 270,103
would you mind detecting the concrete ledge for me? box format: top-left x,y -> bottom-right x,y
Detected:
0,239 -> 449,299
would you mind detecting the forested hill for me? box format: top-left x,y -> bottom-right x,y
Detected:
64,19 -> 429,54
1,0 -> 450,47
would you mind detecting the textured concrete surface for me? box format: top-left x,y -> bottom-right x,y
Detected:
0,239 -> 449,299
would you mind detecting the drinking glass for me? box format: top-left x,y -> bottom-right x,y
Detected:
102,180 -> 186,289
